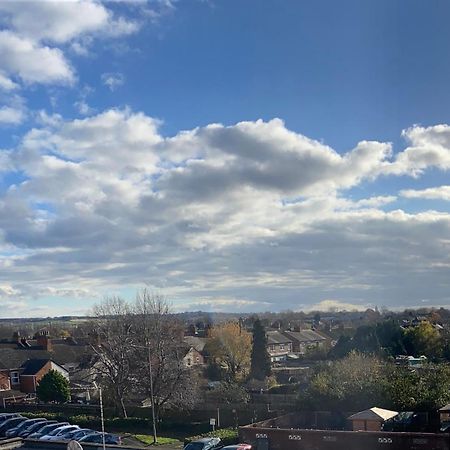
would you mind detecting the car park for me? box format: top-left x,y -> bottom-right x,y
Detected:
28,422 -> 69,439
6,418 -> 47,438
40,425 -> 80,441
0,417 -> 27,436
19,420 -> 55,438
79,432 -> 121,445
183,437 -> 222,450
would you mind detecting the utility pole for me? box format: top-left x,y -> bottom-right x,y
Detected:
131,343 -> 158,444
147,344 -> 158,444
93,382 -> 106,450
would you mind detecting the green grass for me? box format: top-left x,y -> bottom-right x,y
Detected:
133,434 -> 182,446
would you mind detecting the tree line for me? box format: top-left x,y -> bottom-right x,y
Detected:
299,351 -> 450,413
91,290 -> 198,419
329,320 -> 449,360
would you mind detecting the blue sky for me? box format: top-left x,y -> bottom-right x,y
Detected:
0,0 -> 449,317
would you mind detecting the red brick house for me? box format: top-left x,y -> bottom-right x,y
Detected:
19,359 -> 69,394
0,370 -> 10,391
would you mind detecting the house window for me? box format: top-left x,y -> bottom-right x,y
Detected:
10,371 -> 19,384
280,344 -> 284,350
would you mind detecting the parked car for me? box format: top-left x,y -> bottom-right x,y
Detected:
40,425 -> 80,441
28,422 -> 69,439
6,418 -> 47,437
0,414 -> 22,424
183,437 -> 222,450
0,417 -> 27,436
20,420 -> 56,438
61,428 -> 97,442
222,445 -> 252,450
79,433 -> 121,445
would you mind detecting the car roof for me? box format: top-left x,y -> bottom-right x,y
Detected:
54,425 -> 76,431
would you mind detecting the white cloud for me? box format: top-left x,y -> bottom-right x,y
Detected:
35,110 -> 63,127
401,185 -> 450,201
0,1 -> 137,44
0,1 -> 141,87
0,72 -> 18,91
101,72 -> 125,91
307,299 -> 369,312
0,31 -> 75,85
383,124 -> 450,176
0,105 -> 25,125
1,112 -> 450,314
74,100 -> 96,116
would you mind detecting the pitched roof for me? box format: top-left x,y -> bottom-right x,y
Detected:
20,359 -> 49,375
282,330 -> 327,343
0,341 -> 91,370
183,336 -> 208,352
267,331 -> 292,345
348,407 -> 398,421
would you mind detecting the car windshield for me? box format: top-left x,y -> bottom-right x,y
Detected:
57,426 -> 77,435
39,425 -> 57,433
184,444 -> 205,450
3,419 -> 23,427
72,430 -> 90,438
26,422 -> 46,432
48,427 -> 66,436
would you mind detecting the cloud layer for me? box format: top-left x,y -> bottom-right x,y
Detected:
0,0 -> 139,87
1,111 -> 450,315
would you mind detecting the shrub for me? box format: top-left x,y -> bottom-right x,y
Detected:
184,427 -> 238,446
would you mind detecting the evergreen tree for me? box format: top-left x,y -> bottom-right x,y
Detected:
36,370 -> 70,403
250,318 -> 271,380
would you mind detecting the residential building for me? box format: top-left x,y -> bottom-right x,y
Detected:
183,347 -> 205,368
19,359 -> 69,394
281,330 -> 327,354
266,331 -> 293,363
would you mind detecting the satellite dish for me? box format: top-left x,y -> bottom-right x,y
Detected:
67,440 -> 83,450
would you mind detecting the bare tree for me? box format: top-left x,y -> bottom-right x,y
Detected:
91,296 -> 134,418
131,289 -> 199,420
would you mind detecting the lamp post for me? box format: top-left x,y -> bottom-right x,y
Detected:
131,343 -> 158,444
147,344 -> 158,444
93,381 -> 106,450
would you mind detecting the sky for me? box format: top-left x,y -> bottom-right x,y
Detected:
0,0 -> 450,317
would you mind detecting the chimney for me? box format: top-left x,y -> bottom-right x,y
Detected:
12,331 -> 20,344
36,332 -> 52,352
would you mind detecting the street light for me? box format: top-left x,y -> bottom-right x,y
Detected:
92,381 -> 106,450
131,343 -> 158,444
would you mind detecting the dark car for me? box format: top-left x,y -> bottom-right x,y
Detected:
28,422 -> 69,439
64,428 -> 98,441
6,418 -> 47,438
79,433 -> 121,445
20,420 -> 55,437
0,417 -> 28,436
183,437 -> 222,450
0,414 -> 22,423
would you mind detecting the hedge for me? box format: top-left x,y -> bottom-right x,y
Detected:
20,412 -> 153,433
183,427 -> 238,446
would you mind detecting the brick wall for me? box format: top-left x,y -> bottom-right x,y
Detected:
239,425 -> 450,450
